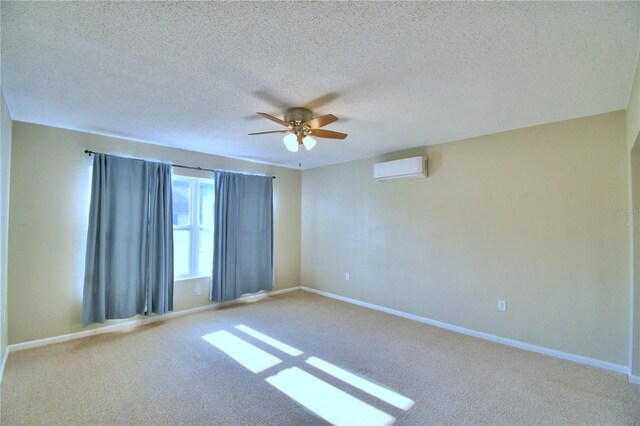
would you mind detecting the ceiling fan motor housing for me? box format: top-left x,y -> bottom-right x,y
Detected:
284,108 -> 312,125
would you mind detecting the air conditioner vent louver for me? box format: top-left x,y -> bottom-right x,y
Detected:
373,156 -> 427,182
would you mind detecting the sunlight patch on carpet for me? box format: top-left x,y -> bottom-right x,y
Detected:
306,356 -> 414,410
235,324 -> 303,356
202,330 -> 282,373
202,325 -> 415,424
266,367 -> 396,426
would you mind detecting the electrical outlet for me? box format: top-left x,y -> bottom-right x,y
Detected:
345,272 -> 350,281
195,284 -> 202,296
498,299 -> 506,312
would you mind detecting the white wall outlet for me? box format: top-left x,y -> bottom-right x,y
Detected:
345,272 -> 350,281
498,299 -> 506,311
195,284 -> 202,296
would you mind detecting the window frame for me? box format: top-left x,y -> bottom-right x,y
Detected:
172,175 -> 215,280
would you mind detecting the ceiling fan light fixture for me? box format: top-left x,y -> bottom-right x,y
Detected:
250,109 -> 347,155
303,136 -> 316,151
283,133 -> 299,152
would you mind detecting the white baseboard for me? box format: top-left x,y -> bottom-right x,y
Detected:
0,347 -> 7,384
300,286 -> 632,379
6,285 -> 636,386
7,286 -> 300,353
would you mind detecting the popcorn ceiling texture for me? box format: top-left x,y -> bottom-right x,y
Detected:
1,1 -> 639,169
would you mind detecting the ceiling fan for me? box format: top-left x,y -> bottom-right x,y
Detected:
248,107 -> 347,152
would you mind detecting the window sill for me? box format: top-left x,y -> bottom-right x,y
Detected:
174,275 -> 211,283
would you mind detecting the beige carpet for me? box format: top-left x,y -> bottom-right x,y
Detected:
1,290 -> 639,425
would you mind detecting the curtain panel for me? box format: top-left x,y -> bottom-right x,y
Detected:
83,154 -> 174,326
211,171 -> 273,302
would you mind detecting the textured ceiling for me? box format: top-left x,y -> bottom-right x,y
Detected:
1,2 -> 639,169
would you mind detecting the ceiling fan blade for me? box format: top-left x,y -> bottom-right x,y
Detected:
303,114 -> 338,129
257,112 -> 290,127
248,130 -> 291,135
309,129 -> 348,139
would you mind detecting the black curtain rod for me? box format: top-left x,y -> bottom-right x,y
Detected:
84,150 -> 275,179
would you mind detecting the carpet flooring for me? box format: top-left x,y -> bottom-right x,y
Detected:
1,290 -> 639,425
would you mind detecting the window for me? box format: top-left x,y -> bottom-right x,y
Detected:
172,176 -> 215,279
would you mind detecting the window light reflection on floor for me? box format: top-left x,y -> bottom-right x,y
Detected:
235,325 -> 303,356
266,367 -> 396,426
201,330 -> 282,373
306,356 -> 415,410
202,325 -> 415,425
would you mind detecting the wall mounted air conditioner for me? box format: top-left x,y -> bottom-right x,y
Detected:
373,156 -> 427,182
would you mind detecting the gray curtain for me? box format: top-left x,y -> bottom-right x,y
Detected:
83,153 -> 174,326
211,171 -> 273,302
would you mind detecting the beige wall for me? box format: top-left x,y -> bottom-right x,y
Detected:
627,52 -> 640,153
8,122 -> 301,344
627,52 -> 640,377
1,90 -> 12,361
4,109 -> 634,369
301,111 -> 630,366
629,147 -> 640,378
